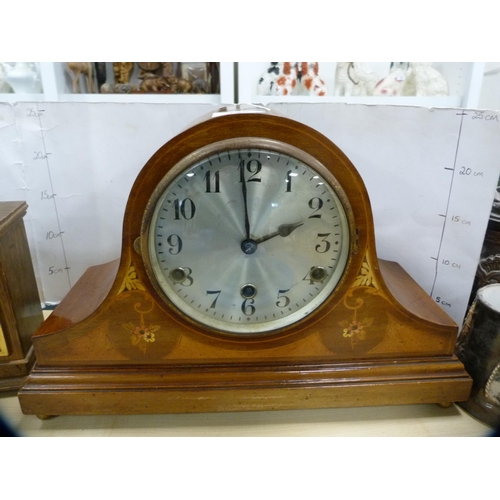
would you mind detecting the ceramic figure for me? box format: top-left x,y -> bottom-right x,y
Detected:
113,62 -> 134,84
273,62 -> 297,96
0,63 -> 14,93
3,62 -> 42,93
257,62 -> 280,95
373,68 -> 407,96
334,62 -> 379,96
299,62 -> 327,96
67,62 -> 95,93
404,62 -> 448,96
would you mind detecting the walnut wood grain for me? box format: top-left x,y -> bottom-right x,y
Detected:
19,357 -> 471,415
378,259 -> 456,326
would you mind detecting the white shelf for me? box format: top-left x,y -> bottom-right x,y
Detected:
0,62 -> 493,109
1,62 -> 234,104
238,62 -> 485,108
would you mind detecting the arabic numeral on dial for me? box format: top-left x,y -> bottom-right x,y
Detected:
308,197 -> 323,218
181,268 -> 194,286
302,268 -> 314,285
167,234 -> 183,254
276,289 -> 291,308
315,233 -> 331,253
241,298 -> 256,316
207,290 -> 221,308
172,267 -> 193,286
174,198 -> 196,220
239,159 -> 262,183
204,170 -> 220,193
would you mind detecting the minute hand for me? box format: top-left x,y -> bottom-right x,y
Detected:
254,222 -> 304,244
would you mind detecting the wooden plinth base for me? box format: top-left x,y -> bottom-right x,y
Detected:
19,356 -> 471,416
0,346 -> 35,392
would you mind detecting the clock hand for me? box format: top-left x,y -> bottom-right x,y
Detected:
254,222 -> 304,244
240,163 -> 259,255
240,164 -> 251,241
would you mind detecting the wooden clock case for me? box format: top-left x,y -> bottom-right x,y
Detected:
0,202 -> 44,391
18,112 -> 472,417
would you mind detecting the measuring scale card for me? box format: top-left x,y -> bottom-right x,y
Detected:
1,102 -> 499,328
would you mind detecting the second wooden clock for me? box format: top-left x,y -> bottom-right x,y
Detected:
19,110 -> 472,417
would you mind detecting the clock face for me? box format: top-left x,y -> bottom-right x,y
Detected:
142,137 -> 352,335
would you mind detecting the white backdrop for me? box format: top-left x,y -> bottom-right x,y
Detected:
1,101 -> 499,327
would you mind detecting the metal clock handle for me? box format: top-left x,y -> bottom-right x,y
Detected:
212,103 -> 271,118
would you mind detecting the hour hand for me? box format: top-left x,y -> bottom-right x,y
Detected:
254,222 -> 304,244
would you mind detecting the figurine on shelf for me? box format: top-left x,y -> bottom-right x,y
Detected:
67,62 -> 95,93
114,83 -> 137,94
167,76 -> 193,94
403,62 -> 448,97
100,82 -> 113,93
192,78 -> 208,94
113,62 -> 134,84
257,62 -> 280,95
137,63 -> 161,80
334,62 -> 379,96
3,62 -> 42,93
0,63 -> 13,93
139,74 -> 169,92
298,62 -> 327,96
372,67 -> 407,96
274,62 -> 297,96
161,62 -> 175,78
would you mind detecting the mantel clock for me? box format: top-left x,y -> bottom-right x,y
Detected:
18,109 -> 472,417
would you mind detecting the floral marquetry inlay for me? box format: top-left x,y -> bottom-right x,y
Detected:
118,265 -> 145,295
336,256 -> 383,350
353,257 -> 378,289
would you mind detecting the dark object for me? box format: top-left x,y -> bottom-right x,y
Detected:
0,414 -> 18,437
208,62 -> 220,94
94,62 -> 107,92
0,202 -> 43,391
456,284 -> 500,428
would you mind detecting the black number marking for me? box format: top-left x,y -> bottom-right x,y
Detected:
167,234 -> 183,254
204,170 -> 221,193
241,298 -> 256,316
239,159 -> 262,183
308,197 -> 323,218
315,233 -> 331,253
302,268 -> 315,285
276,289 -> 291,308
207,290 -> 221,308
174,198 -> 196,220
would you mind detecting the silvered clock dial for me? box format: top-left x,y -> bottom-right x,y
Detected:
142,137 -> 351,335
